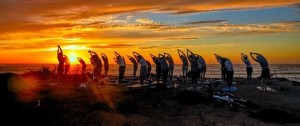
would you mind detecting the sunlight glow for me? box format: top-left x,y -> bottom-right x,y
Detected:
68,52 -> 77,64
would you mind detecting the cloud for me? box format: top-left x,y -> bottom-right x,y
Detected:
0,0 -> 299,37
89,43 -> 136,49
182,20 -> 227,25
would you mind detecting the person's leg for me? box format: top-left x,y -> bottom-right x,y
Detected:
105,69 -> 108,77
157,70 -> 161,84
230,71 -> 234,87
226,71 -> 230,88
197,68 -> 200,81
261,78 -> 265,91
221,68 -> 225,82
122,66 -> 125,81
192,71 -> 197,88
182,66 -> 184,78
163,70 -> 168,85
203,66 -> 206,81
265,78 -> 268,91
170,67 -> 173,83
199,69 -> 202,82
183,66 -> 187,83
118,66 -> 122,83
140,67 -> 144,84
246,68 -> 249,80
133,67 -> 136,78
250,67 -> 253,80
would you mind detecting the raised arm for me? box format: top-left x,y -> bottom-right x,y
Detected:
158,53 -> 164,58
178,49 -> 187,58
133,51 -> 143,61
186,49 -> 195,63
88,50 -> 97,57
57,45 -> 63,55
113,58 -> 119,64
114,51 -> 120,58
150,54 -> 157,62
164,52 -> 173,60
214,54 -> 222,63
128,55 -> 136,63
164,52 -> 171,57
241,53 -> 246,62
101,53 -> 107,59
178,49 -> 181,57
250,52 -> 259,62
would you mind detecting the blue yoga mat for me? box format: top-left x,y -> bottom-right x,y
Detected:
222,87 -> 237,92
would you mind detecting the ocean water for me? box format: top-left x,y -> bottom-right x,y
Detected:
0,64 -> 300,82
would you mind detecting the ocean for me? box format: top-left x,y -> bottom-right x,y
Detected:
0,64 -> 300,82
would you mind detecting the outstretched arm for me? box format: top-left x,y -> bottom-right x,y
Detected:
150,54 -> 157,62
114,51 -> 120,58
164,52 -> 172,58
250,52 -> 259,62
127,55 -> 133,62
214,54 -> 222,63
158,53 -> 164,58
133,52 -> 143,61
113,58 -> 119,64
187,49 -> 195,63
101,53 -> 107,59
241,53 -> 246,62
178,49 -> 181,57
88,50 -> 96,57
57,45 -> 63,55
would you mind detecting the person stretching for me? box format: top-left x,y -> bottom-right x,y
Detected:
164,53 -> 174,84
241,53 -> 253,80
215,54 -> 226,82
114,52 -> 125,84
187,49 -> 199,88
150,54 -> 161,85
133,52 -> 148,85
127,55 -> 138,79
250,52 -> 270,91
77,57 -> 86,81
178,49 -> 189,83
101,53 -> 109,77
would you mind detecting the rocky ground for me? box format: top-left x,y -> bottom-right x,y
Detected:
1,73 -> 300,126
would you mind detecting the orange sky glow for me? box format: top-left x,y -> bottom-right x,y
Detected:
0,0 -> 299,64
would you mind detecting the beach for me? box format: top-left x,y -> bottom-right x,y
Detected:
1,71 -> 300,126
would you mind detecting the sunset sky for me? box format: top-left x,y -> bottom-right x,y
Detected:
0,0 -> 299,64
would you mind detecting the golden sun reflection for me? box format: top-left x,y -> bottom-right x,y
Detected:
68,52 -> 78,64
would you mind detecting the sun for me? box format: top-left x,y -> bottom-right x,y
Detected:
68,52 -> 77,64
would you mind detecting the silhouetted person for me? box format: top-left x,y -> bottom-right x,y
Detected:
78,57 -> 86,81
241,53 -> 253,80
150,54 -> 161,84
57,45 -> 64,80
64,55 -> 70,76
101,53 -> 109,77
114,52 -> 125,84
215,54 -> 226,82
187,49 -> 198,88
127,55 -> 138,79
89,50 -> 102,83
195,54 -> 206,82
215,54 -> 234,88
250,52 -> 270,91
178,49 -> 189,83
165,53 -> 174,83
133,52 -> 148,85
146,60 -> 151,77
157,53 -> 169,87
